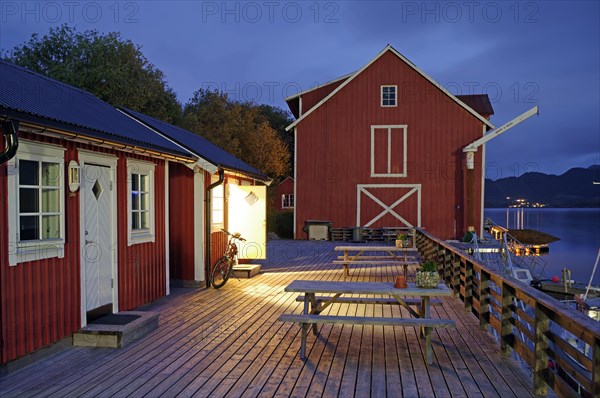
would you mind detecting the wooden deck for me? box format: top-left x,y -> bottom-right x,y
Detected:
0,240 -> 556,397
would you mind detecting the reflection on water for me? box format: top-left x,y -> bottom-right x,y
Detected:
485,208 -> 600,284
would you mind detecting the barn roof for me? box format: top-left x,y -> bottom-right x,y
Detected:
122,108 -> 270,183
456,94 -> 494,117
0,59 -> 192,159
285,45 -> 496,131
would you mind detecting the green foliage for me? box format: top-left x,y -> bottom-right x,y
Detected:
419,260 -> 437,273
181,89 -> 290,178
397,233 -> 407,241
267,210 -> 293,239
4,24 -> 181,123
256,105 -> 295,173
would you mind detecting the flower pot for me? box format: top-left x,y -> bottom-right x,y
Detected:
415,271 -> 439,288
395,239 -> 402,248
402,240 -> 412,248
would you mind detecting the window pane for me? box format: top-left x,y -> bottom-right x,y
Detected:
140,175 -> 148,192
42,189 -> 60,212
42,162 -> 60,187
140,193 -> 148,211
20,216 -> 39,240
19,160 -> 38,185
132,192 -> 139,210
132,212 -> 140,230
20,188 -> 39,213
42,215 -> 60,239
132,174 -> 139,191
141,211 -> 148,229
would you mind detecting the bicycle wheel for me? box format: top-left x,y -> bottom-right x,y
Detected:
211,257 -> 231,289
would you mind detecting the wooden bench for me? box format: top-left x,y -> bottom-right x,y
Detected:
335,255 -> 418,261
295,295 -> 442,307
332,259 -> 419,277
277,313 -> 455,363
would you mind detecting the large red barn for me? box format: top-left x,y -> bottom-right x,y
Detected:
285,45 -> 494,240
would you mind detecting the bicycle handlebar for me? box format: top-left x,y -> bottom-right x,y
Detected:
221,229 -> 246,241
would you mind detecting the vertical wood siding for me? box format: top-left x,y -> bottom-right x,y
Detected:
1,131 -> 170,364
295,51 -> 484,240
301,78 -> 347,114
117,155 -> 166,311
168,163 -> 195,281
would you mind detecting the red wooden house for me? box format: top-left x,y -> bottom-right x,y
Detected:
272,176 -> 294,212
122,109 -> 270,288
0,60 -> 268,365
285,45 -> 494,240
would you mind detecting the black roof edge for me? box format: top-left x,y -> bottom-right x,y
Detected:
0,106 -> 193,158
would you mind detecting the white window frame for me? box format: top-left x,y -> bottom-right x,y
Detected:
210,175 -> 225,232
381,85 -> 397,107
7,140 -> 66,266
127,159 -> 156,246
281,193 -> 294,209
370,125 -> 408,177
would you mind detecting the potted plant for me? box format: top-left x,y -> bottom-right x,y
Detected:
416,260 -> 439,288
396,233 -> 408,248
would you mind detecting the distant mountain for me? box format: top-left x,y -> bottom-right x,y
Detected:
485,165 -> 600,208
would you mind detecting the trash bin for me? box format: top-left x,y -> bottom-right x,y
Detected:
303,220 -> 332,240
351,226 -> 363,242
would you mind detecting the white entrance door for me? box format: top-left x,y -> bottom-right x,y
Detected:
82,164 -> 113,312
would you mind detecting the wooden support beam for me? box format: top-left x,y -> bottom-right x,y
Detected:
501,283 -> 516,356
479,271 -> 490,331
534,303 -> 549,395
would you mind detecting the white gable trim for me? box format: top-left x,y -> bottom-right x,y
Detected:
284,72 -> 353,101
285,45 -> 495,131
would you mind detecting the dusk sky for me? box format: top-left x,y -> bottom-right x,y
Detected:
1,1 -> 598,178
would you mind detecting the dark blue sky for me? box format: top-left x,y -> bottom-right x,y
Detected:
1,1 -> 598,177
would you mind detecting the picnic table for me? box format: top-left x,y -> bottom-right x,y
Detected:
277,280 -> 455,364
333,245 -> 419,276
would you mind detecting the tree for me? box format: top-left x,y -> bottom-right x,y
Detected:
181,89 -> 290,178
4,24 -> 181,123
256,104 -> 295,174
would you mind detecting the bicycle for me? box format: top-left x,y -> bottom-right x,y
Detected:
211,229 -> 246,289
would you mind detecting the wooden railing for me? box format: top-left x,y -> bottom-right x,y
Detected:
416,229 -> 600,397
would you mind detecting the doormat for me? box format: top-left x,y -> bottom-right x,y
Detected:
89,314 -> 141,326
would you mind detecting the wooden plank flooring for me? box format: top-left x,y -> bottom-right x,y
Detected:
0,240 -> 557,397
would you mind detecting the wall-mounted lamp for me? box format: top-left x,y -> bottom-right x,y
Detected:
68,160 -> 80,192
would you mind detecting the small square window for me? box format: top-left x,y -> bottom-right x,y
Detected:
282,194 -> 294,209
381,85 -> 397,107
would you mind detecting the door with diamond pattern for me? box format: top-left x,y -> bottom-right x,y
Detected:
82,164 -> 113,313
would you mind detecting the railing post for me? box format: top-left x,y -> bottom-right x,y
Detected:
479,271 -> 490,331
501,282 -> 515,356
465,260 -> 473,312
593,337 -> 600,398
534,303 -> 549,396
442,250 -> 451,285
452,255 -> 461,297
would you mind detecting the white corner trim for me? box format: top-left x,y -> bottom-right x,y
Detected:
165,160 -> 170,295
194,168 -> 205,282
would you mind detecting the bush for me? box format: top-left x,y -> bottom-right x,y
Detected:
267,211 -> 293,239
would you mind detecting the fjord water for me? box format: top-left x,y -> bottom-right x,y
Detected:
484,208 -> 600,284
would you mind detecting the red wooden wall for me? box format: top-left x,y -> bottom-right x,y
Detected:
0,131 -> 169,364
273,177 -> 294,212
117,154 -> 167,310
168,163 -> 195,282
294,50 -> 485,240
